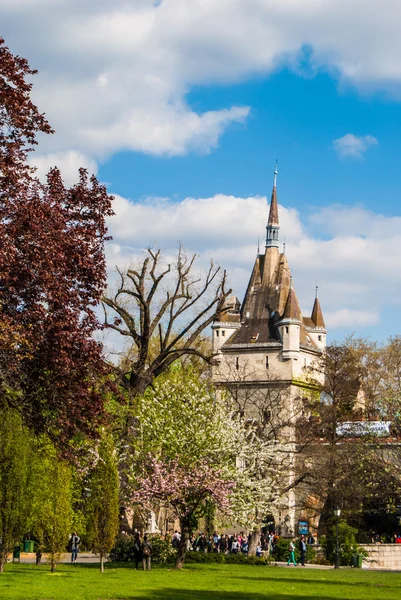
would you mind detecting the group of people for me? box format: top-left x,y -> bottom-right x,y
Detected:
171,529 -> 315,563
172,530 -> 257,555
133,532 -> 153,570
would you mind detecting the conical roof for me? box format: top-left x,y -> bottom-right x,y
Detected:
311,297 -> 325,328
282,287 -> 302,322
268,185 -> 279,226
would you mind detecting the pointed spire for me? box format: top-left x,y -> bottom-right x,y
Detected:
311,293 -> 325,329
266,161 -> 280,248
282,287 -> 302,322
268,160 -> 279,226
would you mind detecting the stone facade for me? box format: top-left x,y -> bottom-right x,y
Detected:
360,544 -> 401,570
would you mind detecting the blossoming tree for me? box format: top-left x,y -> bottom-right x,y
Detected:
124,367 -> 289,566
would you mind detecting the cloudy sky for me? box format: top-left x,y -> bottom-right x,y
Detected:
2,0 -> 401,342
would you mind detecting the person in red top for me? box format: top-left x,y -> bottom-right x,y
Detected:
396,534 -> 401,544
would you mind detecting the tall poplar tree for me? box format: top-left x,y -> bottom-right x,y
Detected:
0,408 -> 34,573
87,434 -> 120,573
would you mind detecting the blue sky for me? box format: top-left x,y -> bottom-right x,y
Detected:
2,0 -> 401,345
102,67 -> 398,213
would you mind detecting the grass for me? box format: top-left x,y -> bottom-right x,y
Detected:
0,562 -> 400,600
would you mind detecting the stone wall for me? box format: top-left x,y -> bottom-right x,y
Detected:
360,544 -> 401,570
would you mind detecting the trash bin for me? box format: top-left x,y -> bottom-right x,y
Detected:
13,546 -> 21,562
24,540 -> 35,553
352,554 -> 363,568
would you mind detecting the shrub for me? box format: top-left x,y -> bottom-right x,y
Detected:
184,551 -> 270,565
109,534 -> 177,564
321,521 -> 367,566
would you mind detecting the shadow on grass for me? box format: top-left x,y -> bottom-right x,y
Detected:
99,591 -> 352,600
228,574 -> 401,589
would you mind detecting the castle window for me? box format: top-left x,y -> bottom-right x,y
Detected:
265,356 -> 269,369
236,357 -> 239,370
285,326 -> 289,334
318,335 -> 322,341
221,330 -> 225,337
263,410 -> 271,423
216,330 -> 219,337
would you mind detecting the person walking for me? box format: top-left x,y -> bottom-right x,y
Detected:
141,535 -> 152,571
287,539 -> 297,566
70,532 -> 81,563
133,532 -> 142,570
299,535 -> 307,566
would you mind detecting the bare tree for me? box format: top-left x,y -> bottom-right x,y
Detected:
102,247 -> 231,398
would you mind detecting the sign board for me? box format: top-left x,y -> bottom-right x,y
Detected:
298,520 -> 309,535
336,421 -> 391,438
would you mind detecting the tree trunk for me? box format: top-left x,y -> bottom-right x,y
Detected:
247,527 -> 261,557
0,551 -> 7,573
175,520 -> 190,569
100,552 -> 104,573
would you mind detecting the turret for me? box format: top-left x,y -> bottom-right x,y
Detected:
307,286 -> 326,351
212,295 -> 241,353
278,283 -> 302,360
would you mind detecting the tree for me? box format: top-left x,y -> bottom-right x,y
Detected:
31,445 -> 73,572
0,407 -> 34,573
102,247 -> 231,398
86,434 -> 120,573
213,359 -> 304,554
132,457 -> 234,568
123,367 -> 286,567
0,37 -> 114,447
301,342 -> 401,536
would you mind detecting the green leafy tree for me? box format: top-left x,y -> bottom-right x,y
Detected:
0,408 -> 34,573
31,446 -> 73,572
125,367 -> 286,567
87,434 -> 120,572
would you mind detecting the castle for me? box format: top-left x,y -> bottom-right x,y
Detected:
212,165 -> 326,535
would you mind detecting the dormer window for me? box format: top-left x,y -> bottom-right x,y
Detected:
318,335 -> 322,342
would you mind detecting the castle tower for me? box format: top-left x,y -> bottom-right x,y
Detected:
278,282 -> 302,360
211,164 -> 327,537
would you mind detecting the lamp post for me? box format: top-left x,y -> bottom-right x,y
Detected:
333,507 -> 341,569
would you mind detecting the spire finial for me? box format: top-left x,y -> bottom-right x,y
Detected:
283,241 -> 286,255
290,275 -> 293,290
316,282 -> 319,299
265,160 -> 280,248
257,238 -> 260,255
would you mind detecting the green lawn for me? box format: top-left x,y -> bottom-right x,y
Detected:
0,563 -> 400,600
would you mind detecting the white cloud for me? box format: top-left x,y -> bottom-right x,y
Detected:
2,1 -> 401,162
105,193 -> 401,338
29,150 -> 98,186
332,134 -> 379,158
325,309 -> 379,329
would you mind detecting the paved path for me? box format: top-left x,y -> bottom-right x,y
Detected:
16,553 -> 332,568
15,552 -> 102,565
